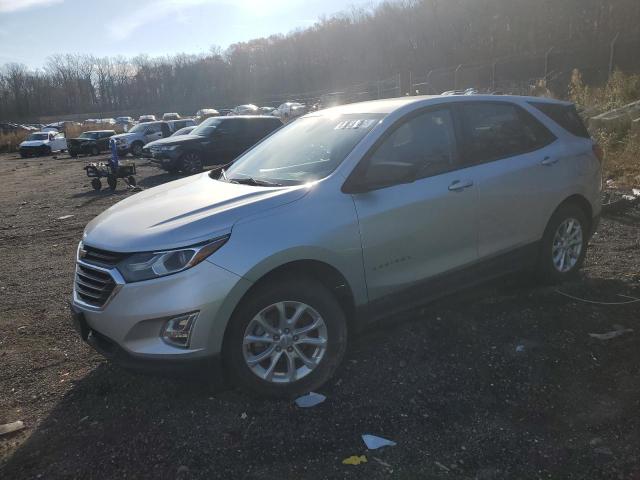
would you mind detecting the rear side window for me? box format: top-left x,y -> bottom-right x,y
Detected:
260,119 -> 281,136
529,102 -> 591,138
459,102 -> 556,165
217,119 -> 240,135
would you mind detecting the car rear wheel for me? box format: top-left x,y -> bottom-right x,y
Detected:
223,277 -> 347,398
131,142 -> 143,157
181,152 -> 203,175
90,146 -> 99,156
538,203 -> 589,283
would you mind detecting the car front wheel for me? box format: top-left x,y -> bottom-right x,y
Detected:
538,203 -> 589,283
181,152 -> 203,174
131,142 -> 143,157
223,277 -> 347,398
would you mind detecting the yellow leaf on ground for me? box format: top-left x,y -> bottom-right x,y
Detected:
342,455 -> 367,465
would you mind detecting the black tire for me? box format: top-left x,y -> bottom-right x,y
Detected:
537,202 -> 589,283
131,142 -> 143,157
90,146 -> 100,156
127,175 -> 136,186
181,151 -> 203,175
20,152 -> 27,158
41,146 -> 52,157
70,151 -> 78,158
223,277 -> 347,398
91,178 -> 102,191
107,174 -> 117,191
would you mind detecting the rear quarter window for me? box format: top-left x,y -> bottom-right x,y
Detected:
459,102 -> 556,165
529,102 -> 591,139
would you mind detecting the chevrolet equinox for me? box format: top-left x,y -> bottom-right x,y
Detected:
71,95 -> 601,397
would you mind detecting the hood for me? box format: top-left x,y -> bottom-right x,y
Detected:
20,140 -> 47,147
111,132 -> 138,141
83,173 -> 310,252
148,135 -> 204,147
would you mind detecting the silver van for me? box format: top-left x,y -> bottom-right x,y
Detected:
71,95 -> 602,397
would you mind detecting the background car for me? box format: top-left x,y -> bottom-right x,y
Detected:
138,114 -> 156,123
167,118 -> 196,132
229,104 -> 259,116
147,115 -> 282,174
141,125 -> 198,158
19,131 -> 67,157
112,121 -> 171,156
195,108 -> 219,122
171,126 -> 196,136
162,112 -> 181,121
67,130 -> 116,157
273,102 -> 307,121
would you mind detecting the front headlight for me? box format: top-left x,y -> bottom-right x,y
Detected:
159,145 -> 178,151
117,236 -> 229,282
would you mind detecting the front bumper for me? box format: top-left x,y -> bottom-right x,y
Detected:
149,150 -> 181,170
19,145 -> 49,156
115,143 -> 130,155
71,258 -> 251,364
70,306 -> 221,373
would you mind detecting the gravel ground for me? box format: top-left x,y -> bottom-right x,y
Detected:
0,152 -> 639,480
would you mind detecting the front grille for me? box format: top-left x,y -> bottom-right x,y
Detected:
75,264 -> 116,307
81,245 -> 127,267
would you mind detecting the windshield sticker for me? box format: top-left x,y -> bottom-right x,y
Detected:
334,119 -> 377,130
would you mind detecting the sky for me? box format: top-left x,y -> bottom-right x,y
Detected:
0,0 -> 376,68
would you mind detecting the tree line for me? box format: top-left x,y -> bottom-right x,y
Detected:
1,0 -> 638,121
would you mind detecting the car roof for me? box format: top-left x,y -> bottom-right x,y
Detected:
313,95 -> 572,116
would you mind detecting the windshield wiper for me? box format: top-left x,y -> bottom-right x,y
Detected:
228,176 -> 282,187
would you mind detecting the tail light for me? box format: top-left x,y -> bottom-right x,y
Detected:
592,143 -> 604,163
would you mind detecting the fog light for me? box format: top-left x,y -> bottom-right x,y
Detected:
161,312 -> 198,348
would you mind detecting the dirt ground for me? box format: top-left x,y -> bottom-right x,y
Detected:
0,151 -> 639,480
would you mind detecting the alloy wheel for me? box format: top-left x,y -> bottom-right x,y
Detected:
242,301 -> 328,384
182,152 -> 202,174
551,217 -> 583,272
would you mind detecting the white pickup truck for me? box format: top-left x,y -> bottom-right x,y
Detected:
19,131 -> 67,157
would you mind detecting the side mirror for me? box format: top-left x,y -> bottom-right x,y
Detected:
343,161 -> 418,194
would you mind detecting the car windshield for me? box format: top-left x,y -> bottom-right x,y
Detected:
223,113 -> 383,185
190,117 -> 224,137
27,133 -> 49,140
172,127 -> 195,136
129,123 -> 151,133
79,132 -> 99,139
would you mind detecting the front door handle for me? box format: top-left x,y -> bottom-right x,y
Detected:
541,156 -> 558,166
448,179 -> 474,192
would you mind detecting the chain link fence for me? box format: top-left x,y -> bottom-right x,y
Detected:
257,35 -> 640,109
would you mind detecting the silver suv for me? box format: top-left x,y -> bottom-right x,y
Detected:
71,95 -> 602,397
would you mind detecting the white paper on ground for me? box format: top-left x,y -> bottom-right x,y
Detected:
295,392 -> 326,408
362,434 -> 396,450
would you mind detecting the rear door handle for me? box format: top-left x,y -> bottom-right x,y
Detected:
541,156 -> 558,166
448,179 -> 474,192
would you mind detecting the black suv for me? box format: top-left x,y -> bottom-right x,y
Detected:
147,116 -> 282,174
68,130 -> 116,157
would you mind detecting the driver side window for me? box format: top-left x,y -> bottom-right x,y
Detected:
367,108 -> 458,181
